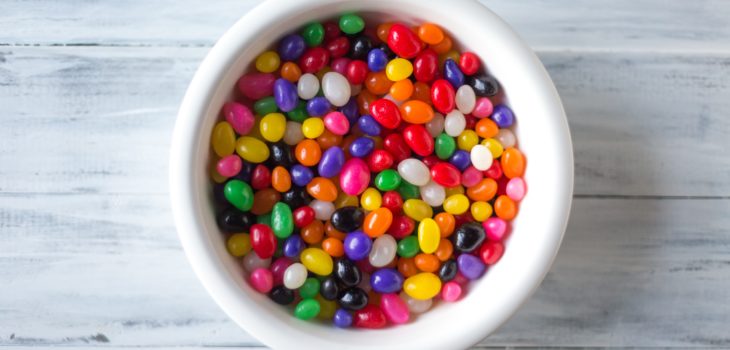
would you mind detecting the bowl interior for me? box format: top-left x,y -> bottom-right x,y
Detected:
173,0 -> 573,349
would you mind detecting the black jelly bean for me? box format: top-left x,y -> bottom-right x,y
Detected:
330,206 -> 364,233
452,222 -> 486,253
281,186 -> 312,209
320,276 -> 340,301
349,35 -> 373,60
269,285 -> 295,305
216,207 -> 255,233
338,287 -> 369,311
266,141 -> 295,168
467,74 -> 500,97
233,161 -> 257,182
334,258 -> 362,287
438,259 -> 458,282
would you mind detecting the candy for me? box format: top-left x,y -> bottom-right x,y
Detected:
403,199 -> 433,221
224,180 -> 254,211
343,230 -> 372,261
397,235 -> 419,258
457,254 -> 486,280
318,146 -> 345,178
340,287 -> 369,311
444,110 -> 466,137
269,285 -> 295,305
441,281 -> 462,302
249,268 -> 274,294
283,262 -> 308,289
349,137 -> 375,158
443,59 -> 465,88
216,155 -> 242,178
506,177 -> 526,201
301,22 -> 325,47
235,137 -> 270,163
363,208 -> 394,238
452,222 -> 486,252
390,79 -> 414,101
256,51 -> 281,73
402,124 -> 434,156
370,268 -> 404,293
397,158 -> 430,186
211,122 -> 236,157
334,309 -> 353,328
297,73 -> 319,100
417,218 -> 440,254
237,73 -> 276,100
430,162 -> 462,187
295,139 -> 322,166
403,272 -> 441,300
431,79 -> 456,114
438,259 -> 458,282
306,177 -> 338,201
271,202 -> 294,238
380,293 -> 410,324
226,233 -> 252,257
501,147 -> 526,178
322,72 -> 351,107
419,180 -> 446,207
259,112 -> 286,142
250,223 -> 277,259
385,58 -> 413,81
467,74 -> 499,96
331,206 -> 365,233
470,144 -> 493,171
299,47 -> 330,73
349,35 -> 373,60
339,158 -> 370,195
496,128 -> 517,148
455,85 -> 476,114
283,235 -> 305,258
370,98 -> 402,129
413,49 -> 438,83
283,121 -> 304,145
323,111 -> 350,135
310,199 -> 335,221
387,23 -> 422,59
301,247 -> 334,276
295,299 -> 321,320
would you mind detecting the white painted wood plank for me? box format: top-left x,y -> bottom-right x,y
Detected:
1,47 -> 728,196
1,196 -> 729,347
1,0 -> 729,51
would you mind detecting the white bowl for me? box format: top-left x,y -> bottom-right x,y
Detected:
170,0 -> 573,349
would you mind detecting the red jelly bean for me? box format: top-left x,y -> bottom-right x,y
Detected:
430,162 -> 462,187
459,52 -> 480,76
421,155 -> 440,168
367,149 -> 395,173
431,79 -> 456,114
387,215 -> 415,239
387,23 -> 422,59
479,241 -> 505,265
402,124 -> 434,157
413,49 -> 438,82
299,47 -> 330,74
250,223 -> 276,259
346,60 -> 369,85
356,258 -> 377,275
383,133 -> 411,162
326,36 -> 350,58
331,57 -> 351,75
251,164 -> 272,190
324,21 -> 341,40
237,73 -> 276,100
354,305 -> 388,329
381,190 -> 403,215
484,160 -> 503,179
370,99 -> 402,129
293,206 -> 315,228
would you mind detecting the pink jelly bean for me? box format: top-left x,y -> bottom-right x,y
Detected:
484,217 -> 508,241
441,281 -> 462,302
506,177 -> 526,201
324,111 -> 350,135
331,57 -> 352,75
339,158 -> 370,195
471,97 -> 494,118
249,268 -> 273,293
216,154 -> 242,177
237,73 -> 276,100
223,102 -> 255,135
380,293 -> 410,324
461,166 -> 484,187
270,257 -> 292,285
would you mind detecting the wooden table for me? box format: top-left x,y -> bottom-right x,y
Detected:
2,1 -> 729,348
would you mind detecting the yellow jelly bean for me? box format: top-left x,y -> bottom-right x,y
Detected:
302,117 -> 325,139
403,199 -> 433,221
259,113 -> 286,142
335,192 -> 359,209
226,233 -> 252,257
417,218 -> 441,254
211,121 -> 236,157
385,58 -> 414,82
470,201 -> 493,222
443,194 -> 470,215
444,185 -> 464,197
316,294 -> 337,319
300,247 -> 334,276
235,136 -> 270,163
360,187 -> 382,211
482,138 -> 504,158
403,272 -> 442,300
457,130 -> 479,151
255,50 -> 281,73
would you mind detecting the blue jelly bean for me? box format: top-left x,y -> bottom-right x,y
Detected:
290,164 -> 314,187
344,230 -> 372,260
278,34 -> 306,61
306,96 -> 330,117
349,137 -> 375,158
367,48 -> 388,72
444,59 -> 465,89
333,308 -> 353,328
457,253 -> 486,280
273,78 -> 298,112
283,235 -> 305,258
339,97 -> 360,125
357,115 -> 381,136
318,146 -> 345,178
449,149 -> 471,171
370,268 -> 404,294
491,104 -> 514,128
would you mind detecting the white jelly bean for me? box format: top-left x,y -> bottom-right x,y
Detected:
309,199 -> 335,221
283,262 -> 308,289
297,73 -> 319,100
321,72 -> 351,107
470,144 -> 494,171
455,85 -> 476,114
496,128 -> 516,148
242,250 -> 271,272
283,121 -> 304,146
425,112 -> 445,138
369,234 -> 397,267
400,291 -> 432,314
420,181 -> 446,207
444,110 -> 466,137
397,158 -> 431,186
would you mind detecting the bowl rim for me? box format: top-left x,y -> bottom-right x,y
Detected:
170,0 -> 574,349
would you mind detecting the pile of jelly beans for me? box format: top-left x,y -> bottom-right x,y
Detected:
211,13 -> 526,329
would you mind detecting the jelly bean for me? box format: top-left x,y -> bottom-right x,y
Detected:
389,79 -> 413,101
437,258 -> 458,281
425,112 -> 445,138
470,99 -> 493,120
295,299 -> 321,320
494,195 -> 517,220
268,142 -> 295,169
283,234 -> 305,258
272,79 -> 298,113
385,58 -> 413,81
440,50 -> 460,68
443,59 -> 465,88
381,190 -> 403,215
335,258 -> 363,287
370,267 -> 403,293
398,181 -> 421,200
317,295 -> 337,319
250,268 -> 274,293
254,96 -> 277,116
434,238 -> 454,262
431,79 -> 455,114
419,180 -> 446,207
393,235 -> 418,258
363,208 -> 394,238
296,73 -> 319,100
467,178 -> 498,202
217,208 -> 255,233
399,291 -> 432,313
318,276 -> 340,301
364,71 -> 393,95
301,22 -> 325,47
309,199 -> 335,221
243,250 -> 271,272
443,194 -> 469,215
402,125 -> 433,158
222,102 -> 254,136
470,201 -> 493,222
323,111 -> 350,135
496,128 -> 516,148
387,23 -> 422,59
340,97 -> 360,123
278,34 -> 306,61
365,150 -> 393,174
217,155 -> 242,178
397,257 -> 418,278
414,253 -> 440,273
456,130 -> 478,152
466,144 -> 491,172
383,134 -> 410,162
501,147 -> 525,178
397,158 -> 430,186
339,158 -> 370,195
211,122 -> 236,157
322,237 -> 345,258
333,309 -> 353,328
258,113 -> 285,142
458,52 -> 480,76
300,247 -> 334,276
345,60 -> 368,85
283,186 -> 313,208
430,162 -> 462,187
335,193 -> 359,209
348,137 -> 375,158
323,21 -> 341,40
373,22 -> 392,42
403,199 -> 433,221
343,230 -> 372,261
455,85 -> 476,114
444,110 -> 466,137
321,71 -> 351,107
360,187 -> 382,211
349,35 -> 373,60
237,73 -> 276,100
289,165 -> 312,187
301,118 -> 324,139
491,104 -> 515,128
226,233 -> 252,257
367,48 -> 388,72
299,47 -> 330,74
444,184 -> 465,197
430,33 -> 452,53
271,202 -> 294,239
256,213 -> 272,227
403,272 -> 441,300
269,285 -> 295,305
387,215 -> 413,240
484,217 -> 508,241
224,180 -> 254,211
283,262 -> 308,289
441,281 -> 462,302
370,98 -> 402,129
331,57 -> 350,75
357,115 -> 381,137
283,121 -> 304,146
373,169 -> 401,192
399,100 -> 434,125
506,177 -> 526,201
452,222 -> 486,252
353,304 -> 387,329
270,257 -> 292,285
417,23 -> 444,45
412,49 -> 438,83
295,139 -> 322,166
251,188 -> 280,215
316,129 -> 343,151
461,166 -> 483,188
329,206 -> 363,233
417,218 -> 440,254
467,74 -> 500,97
379,293 -> 409,324
255,50 -> 281,73
480,241 -> 505,265
457,253 -> 486,280
235,136 -> 270,163
304,177 -> 336,202
299,277 -> 321,299
327,36 -> 350,59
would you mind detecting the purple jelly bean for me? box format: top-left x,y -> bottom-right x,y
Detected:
449,150 -> 471,171
283,235 -> 305,258
457,254 -> 486,280
367,48 -> 388,72
491,104 -> 514,128
444,59 -> 465,89
344,230 -> 372,261
237,73 -> 276,100
290,164 -> 314,187
339,97 -> 360,125
357,115 -> 381,136
306,96 -> 330,117
370,268 -> 404,294
278,34 -> 306,61
333,309 -> 353,328
349,137 -> 375,158
318,146 -> 345,178
273,78 -> 298,112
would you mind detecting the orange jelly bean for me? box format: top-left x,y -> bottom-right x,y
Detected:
321,237 -> 345,257
295,139 -> 322,166
494,195 -> 517,221
316,129 -> 342,150
250,188 -> 280,215
501,147 -> 526,178
399,100 -> 434,124
397,257 -> 418,278
301,220 -> 325,244
434,212 -> 456,237
412,81 -> 432,105
306,177 -> 338,202
434,239 -> 453,261
271,166 -> 292,193
475,118 -> 499,139
365,71 -> 393,95
417,23 -> 444,45
325,220 -> 346,240
280,62 -> 302,82
430,35 -> 452,54
389,79 -> 414,101
376,22 -> 393,43
363,207 -> 394,238
466,178 -> 498,202
414,253 -> 440,273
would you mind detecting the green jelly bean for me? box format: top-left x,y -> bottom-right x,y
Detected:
254,97 -> 277,116
398,181 -> 420,200
286,101 -> 308,122
435,133 -> 456,160
339,14 -> 365,35
294,298 -> 321,320
257,213 -> 272,226
397,235 -> 420,258
301,22 -> 325,47
374,169 -> 402,191
223,180 -> 254,211
271,202 -> 294,238
299,277 -> 320,299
